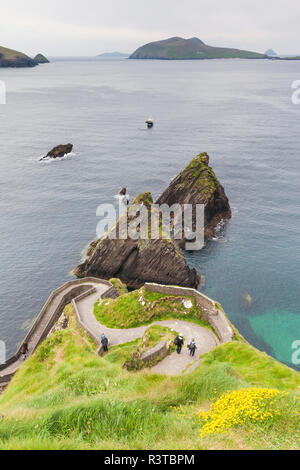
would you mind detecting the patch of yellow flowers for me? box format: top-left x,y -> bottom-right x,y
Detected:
194,388 -> 286,437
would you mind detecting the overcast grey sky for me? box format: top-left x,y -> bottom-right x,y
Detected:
1,0 -> 300,56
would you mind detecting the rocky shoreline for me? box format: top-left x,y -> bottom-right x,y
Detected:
0,56 -> 37,68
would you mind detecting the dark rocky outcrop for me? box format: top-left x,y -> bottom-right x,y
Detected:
74,193 -> 199,289
0,45 -> 37,68
156,153 -> 232,242
40,144 -> 73,161
34,53 -> 50,64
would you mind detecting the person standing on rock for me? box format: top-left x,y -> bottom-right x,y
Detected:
174,335 -> 184,355
188,339 -> 197,357
101,334 -> 109,353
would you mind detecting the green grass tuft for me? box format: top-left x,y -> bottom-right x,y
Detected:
94,287 -> 212,330
0,304 -> 298,450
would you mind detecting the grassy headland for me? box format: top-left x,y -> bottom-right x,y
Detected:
0,302 -> 299,450
0,45 -> 37,67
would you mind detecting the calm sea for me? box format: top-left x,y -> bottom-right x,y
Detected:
0,58 -> 299,369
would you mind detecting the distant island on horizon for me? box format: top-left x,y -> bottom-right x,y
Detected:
97,52 -> 130,58
265,48 -> 278,57
130,37 -> 267,60
2,41 -> 300,67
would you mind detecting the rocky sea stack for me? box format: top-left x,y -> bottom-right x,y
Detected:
75,153 -> 231,287
74,192 -> 199,289
157,153 -> 232,240
34,53 -> 50,64
0,45 -> 37,68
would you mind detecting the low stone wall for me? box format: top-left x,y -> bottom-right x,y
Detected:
144,283 -> 234,344
0,277 -> 113,384
141,341 -> 168,364
101,286 -> 119,300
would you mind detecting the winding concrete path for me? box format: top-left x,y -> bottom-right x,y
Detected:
75,282 -> 219,376
0,279 -> 220,387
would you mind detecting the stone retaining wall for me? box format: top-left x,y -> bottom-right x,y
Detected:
144,283 -> 234,344
101,286 -> 119,300
0,278 -> 113,384
141,341 -> 168,364
0,283 -> 92,374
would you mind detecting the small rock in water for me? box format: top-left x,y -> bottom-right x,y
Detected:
40,143 -> 73,161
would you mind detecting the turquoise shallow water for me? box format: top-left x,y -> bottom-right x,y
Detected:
0,58 -> 299,369
249,310 -> 300,365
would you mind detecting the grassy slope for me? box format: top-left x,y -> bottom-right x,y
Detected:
0,304 -> 299,450
94,287 -> 212,331
0,45 -> 36,67
0,46 -> 28,60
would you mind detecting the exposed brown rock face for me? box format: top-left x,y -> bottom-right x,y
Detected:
156,153 -> 232,241
40,144 -> 73,161
74,154 -> 231,288
74,193 -> 199,289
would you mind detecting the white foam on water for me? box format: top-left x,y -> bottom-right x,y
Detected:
38,152 -> 76,163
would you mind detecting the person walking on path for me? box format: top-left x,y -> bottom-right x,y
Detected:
20,342 -> 28,361
101,334 -> 109,353
174,335 -> 184,354
188,339 -> 197,357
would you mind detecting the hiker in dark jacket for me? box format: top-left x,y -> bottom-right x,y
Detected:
20,342 -> 28,361
188,339 -> 197,357
174,335 -> 184,354
101,334 -> 109,352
